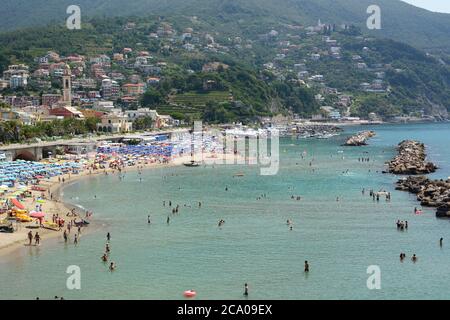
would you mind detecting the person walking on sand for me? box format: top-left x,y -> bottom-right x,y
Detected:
27,231 -> 33,245
34,232 -> 41,246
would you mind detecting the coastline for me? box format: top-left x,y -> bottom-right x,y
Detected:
0,151 -> 242,257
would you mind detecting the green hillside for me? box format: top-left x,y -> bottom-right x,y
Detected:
0,12 -> 448,122
1,0 -> 450,52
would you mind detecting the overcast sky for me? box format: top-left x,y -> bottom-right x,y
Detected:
401,0 -> 450,13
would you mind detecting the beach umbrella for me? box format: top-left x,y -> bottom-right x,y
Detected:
11,198 -> 26,210
29,211 -> 45,218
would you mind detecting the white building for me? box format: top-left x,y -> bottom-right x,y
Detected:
10,75 -> 28,89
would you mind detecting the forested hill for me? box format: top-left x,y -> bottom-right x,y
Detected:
1,0 -> 450,53
0,13 -> 448,121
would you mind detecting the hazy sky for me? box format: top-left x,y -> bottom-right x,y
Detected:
401,0 -> 450,13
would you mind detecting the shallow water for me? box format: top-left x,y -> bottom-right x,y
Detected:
1,123 -> 450,300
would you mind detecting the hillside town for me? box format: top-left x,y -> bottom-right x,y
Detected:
0,17 -> 445,145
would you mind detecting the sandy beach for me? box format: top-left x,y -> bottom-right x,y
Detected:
0,151 -> 244,257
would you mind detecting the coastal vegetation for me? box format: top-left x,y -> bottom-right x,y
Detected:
0,118 -> 99,144
2,0 -> 450,53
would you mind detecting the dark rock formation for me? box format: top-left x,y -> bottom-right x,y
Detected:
343,131 -> 376,146
395,176 -> 450,217
386,140 -> 437,175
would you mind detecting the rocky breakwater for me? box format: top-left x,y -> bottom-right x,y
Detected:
343,131 -> 376,146
396,176 -> 450,217
386,140 -> 437,175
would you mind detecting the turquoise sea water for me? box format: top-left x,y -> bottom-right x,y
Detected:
1,123 -> 450,300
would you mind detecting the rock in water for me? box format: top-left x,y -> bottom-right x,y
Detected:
386,140 -> 437,174
343,131 -> 376,146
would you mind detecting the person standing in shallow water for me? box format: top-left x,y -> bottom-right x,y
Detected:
34,232 -> 41,245
304,261 -> 310,272
440,238 -> 443,247
243,283 -> 249,296
27,231 -> 33,245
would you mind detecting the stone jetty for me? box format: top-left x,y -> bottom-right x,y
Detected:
396,176 -> 450,217
385,140 -> 437,175
343,131 -> 376,146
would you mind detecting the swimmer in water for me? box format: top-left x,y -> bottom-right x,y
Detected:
411,254 -> 418,263
243,283 -> 249,296
109,262 -> 116,271
101,254 -> 108,262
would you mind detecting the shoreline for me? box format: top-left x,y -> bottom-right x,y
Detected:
0,151 -> 243,257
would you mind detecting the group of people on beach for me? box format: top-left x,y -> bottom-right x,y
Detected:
62,220 -> 83,244
51,214 -> 65,228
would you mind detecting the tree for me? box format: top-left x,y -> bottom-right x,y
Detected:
141,88 -> 163,106
133,116 -> 153,130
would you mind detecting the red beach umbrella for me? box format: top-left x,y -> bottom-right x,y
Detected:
29,211 -> 45,219
11,198 -> 26,210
